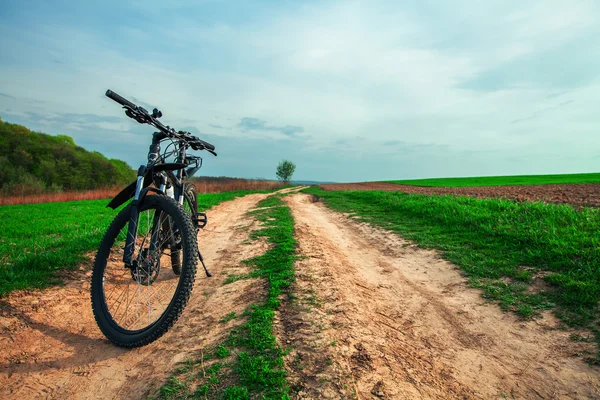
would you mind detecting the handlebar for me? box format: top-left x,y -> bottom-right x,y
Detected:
105,89 -> 136,109
196,138 -> 215,151
105,89 -> 216,155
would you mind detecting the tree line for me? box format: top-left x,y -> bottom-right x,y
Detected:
0,117 -> 135,196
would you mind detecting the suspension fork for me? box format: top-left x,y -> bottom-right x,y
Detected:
174,143 -> 187,205
123,165 -> 146,265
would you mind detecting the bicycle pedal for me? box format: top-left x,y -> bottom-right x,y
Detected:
196,212 -> 208,228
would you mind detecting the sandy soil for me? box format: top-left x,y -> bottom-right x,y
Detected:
319,182 -> 600,208
1,189 -> 598,399
278,194 -> 599,399
0,193 -> 271,399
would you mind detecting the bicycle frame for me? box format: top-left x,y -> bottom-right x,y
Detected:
121,132 -> 191,265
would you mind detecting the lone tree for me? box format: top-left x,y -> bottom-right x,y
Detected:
276,160 -> 296,183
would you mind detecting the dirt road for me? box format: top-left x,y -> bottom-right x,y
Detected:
0,193 -> 272,399
1,190 -> 598,399
278,194 -> 599,399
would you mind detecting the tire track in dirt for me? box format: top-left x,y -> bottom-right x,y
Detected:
0,192 -> 273,399
280,193 -> 599,399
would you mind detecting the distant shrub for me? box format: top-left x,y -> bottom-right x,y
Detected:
0,118 -> 136,195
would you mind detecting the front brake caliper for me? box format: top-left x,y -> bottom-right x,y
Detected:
131,249 -> 160,285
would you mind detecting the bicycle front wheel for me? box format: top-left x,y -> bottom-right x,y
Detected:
91,195 -> 198,347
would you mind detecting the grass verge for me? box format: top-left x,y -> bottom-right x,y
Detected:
388,172 -> 600,187
156,195 -> 296,399
0,190 -> 266,296
304,187 -> 600,362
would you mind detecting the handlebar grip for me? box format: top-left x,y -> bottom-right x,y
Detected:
105,89 -> 137,109
197,139 -> 215,151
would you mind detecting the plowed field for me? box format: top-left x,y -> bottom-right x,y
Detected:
319,182 -> 600,208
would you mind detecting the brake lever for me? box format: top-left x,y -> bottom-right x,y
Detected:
207,149 -> 217,156
124,107 -> 150,124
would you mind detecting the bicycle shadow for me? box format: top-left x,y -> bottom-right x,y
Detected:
0,301 -> 128,376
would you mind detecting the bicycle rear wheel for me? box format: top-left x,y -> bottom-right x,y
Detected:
91,195 -> 198,347
182,182 -> 199,229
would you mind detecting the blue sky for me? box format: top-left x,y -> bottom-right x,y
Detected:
1,0 -> 599,182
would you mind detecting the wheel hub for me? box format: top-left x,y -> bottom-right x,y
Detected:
131,248 -> 160,285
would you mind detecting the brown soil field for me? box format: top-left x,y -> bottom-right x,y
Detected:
1,189 -> 598,399
319,182 -> 600,208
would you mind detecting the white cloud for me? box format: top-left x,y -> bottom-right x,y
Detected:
1,0 -> 599,180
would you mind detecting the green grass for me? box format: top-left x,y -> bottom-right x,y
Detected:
220,312 -> 237,324
0,199 -> 117,296
304,187 -> 600,362
223,273 -> 251,285
0,190 -> 266,296
156,195 -> 296,399
388,172 -> 600,187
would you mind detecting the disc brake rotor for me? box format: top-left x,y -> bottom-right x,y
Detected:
131,248 -> 161,285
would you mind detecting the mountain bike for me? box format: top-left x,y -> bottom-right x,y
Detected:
91,89 -> 216,347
